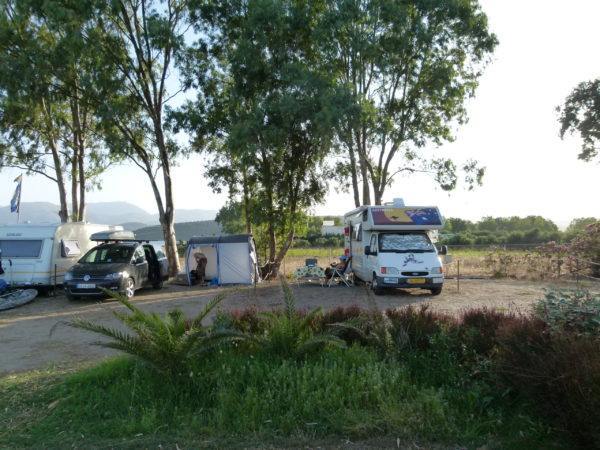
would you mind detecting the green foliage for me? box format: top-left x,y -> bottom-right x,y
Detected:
566,217 -> 599,234
569,221 -> 600,277
323,0 -> 497,204
534,289 -> 600,339
63,290 -> 241,375
495,317 -> 600,448
253,277 -> 346,358
558,78 -> 600,162
0,345 -> 555,448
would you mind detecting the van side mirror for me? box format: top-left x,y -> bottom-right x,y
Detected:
439,245 -> 448,255
134,256 -> 145,265
364,245 -> 376,256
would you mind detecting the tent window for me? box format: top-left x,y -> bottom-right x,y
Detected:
0,240 -> 43,257
62,240 -> 81,257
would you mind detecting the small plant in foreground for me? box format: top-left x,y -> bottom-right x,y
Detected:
60,290 -> 242,375
534,289 -> 600,339
495,318 -> 600,448
386,305 -> 455,351
252,276 -> 346,358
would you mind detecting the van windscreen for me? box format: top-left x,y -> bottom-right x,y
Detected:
0,240 -> 43,257
379,233 -> 434,253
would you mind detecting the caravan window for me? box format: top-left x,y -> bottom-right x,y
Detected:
61,240 -> 81,257
0,240 -> 43,257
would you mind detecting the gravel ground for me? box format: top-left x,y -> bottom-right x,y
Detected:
0,278 -> 594,374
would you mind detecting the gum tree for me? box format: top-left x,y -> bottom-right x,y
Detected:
320,0 -> 497,205
183,0 -> 350,278
0,0 -> 110,222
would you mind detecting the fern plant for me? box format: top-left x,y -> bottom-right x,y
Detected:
65,290 -> 243,375
254,277 -> 346,359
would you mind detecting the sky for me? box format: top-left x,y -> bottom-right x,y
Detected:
1,0 -> 599,229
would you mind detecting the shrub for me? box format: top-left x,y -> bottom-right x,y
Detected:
459,307 -> 519,357
495,318 -> 600,447
292,239 -> 310,248
534,289 -> 600,339
570,221 -> 600,277
213,306 -> 267,335
253,277 -> 346,358
314,305 -> 376,346
60,291 -> 241,376
385,305 -> 456,351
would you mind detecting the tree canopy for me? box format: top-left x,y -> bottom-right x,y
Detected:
558,79 -> 600,162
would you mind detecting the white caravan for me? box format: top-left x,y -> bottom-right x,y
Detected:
344,199 -> 449,295
0,222 -> 124,291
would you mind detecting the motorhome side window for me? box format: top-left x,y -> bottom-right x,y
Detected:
61,240 -> 81,257
370,234 -> 377,251
353,224 -> 362,241
379,233 -> 435,252
0,240 -> 43,257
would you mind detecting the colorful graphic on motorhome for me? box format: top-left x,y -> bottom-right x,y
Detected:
372,207 -> 442,226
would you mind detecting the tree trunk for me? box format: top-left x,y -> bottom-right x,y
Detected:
242,167 -> 252,234
154,119 -> 181,277
347,139 -> 360,207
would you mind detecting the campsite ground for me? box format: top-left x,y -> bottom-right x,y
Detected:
0,277 -> 595,374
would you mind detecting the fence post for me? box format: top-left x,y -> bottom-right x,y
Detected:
576,259 -> 580,286
457,259 -> 460,293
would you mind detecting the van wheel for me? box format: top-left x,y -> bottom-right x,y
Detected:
66,293 -> 79,301
371,275 -> 384,296
122,278 -> 135,299
430,287 -> 442,296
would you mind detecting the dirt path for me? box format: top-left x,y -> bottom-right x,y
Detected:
0,278 -> 590,374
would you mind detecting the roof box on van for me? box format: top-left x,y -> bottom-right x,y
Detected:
90,230 -> 136,242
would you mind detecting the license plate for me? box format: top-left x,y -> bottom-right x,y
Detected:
76,283 -> 96,289
383,277 -> 398,284
407,278 -> 426,284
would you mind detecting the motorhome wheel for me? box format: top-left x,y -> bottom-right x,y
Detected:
371,275 -> 384,295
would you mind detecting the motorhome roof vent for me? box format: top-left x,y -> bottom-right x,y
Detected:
393,198 -> 405,207
90,230 -> 136,242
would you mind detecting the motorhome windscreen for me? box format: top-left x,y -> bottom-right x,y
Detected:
0,240 -> 43,257
379,233 -> 434,253
80,245 -> 134,263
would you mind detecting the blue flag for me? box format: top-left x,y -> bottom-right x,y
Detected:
10,175 -> 22,213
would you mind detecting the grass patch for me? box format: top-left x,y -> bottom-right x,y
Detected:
1,346 -> 558,449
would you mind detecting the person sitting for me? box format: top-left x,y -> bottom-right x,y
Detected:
325,255 -> 347,278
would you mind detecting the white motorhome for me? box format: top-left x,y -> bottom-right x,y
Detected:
0,222 -> 124,291
344,199 -> 449,295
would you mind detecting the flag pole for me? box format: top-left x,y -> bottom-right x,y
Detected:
11,174 -> 23,224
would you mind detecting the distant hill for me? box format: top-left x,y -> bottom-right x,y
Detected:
135,220 -> 222,241
118,222 -> 149,231
0,202 -> 63,224
0,201 -> 217,226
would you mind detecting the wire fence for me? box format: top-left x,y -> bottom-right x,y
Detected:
279,246 -> 600,285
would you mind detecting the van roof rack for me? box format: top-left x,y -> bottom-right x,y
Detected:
90,231 -> 144,242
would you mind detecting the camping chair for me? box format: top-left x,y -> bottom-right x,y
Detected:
327,256 -> 353,287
